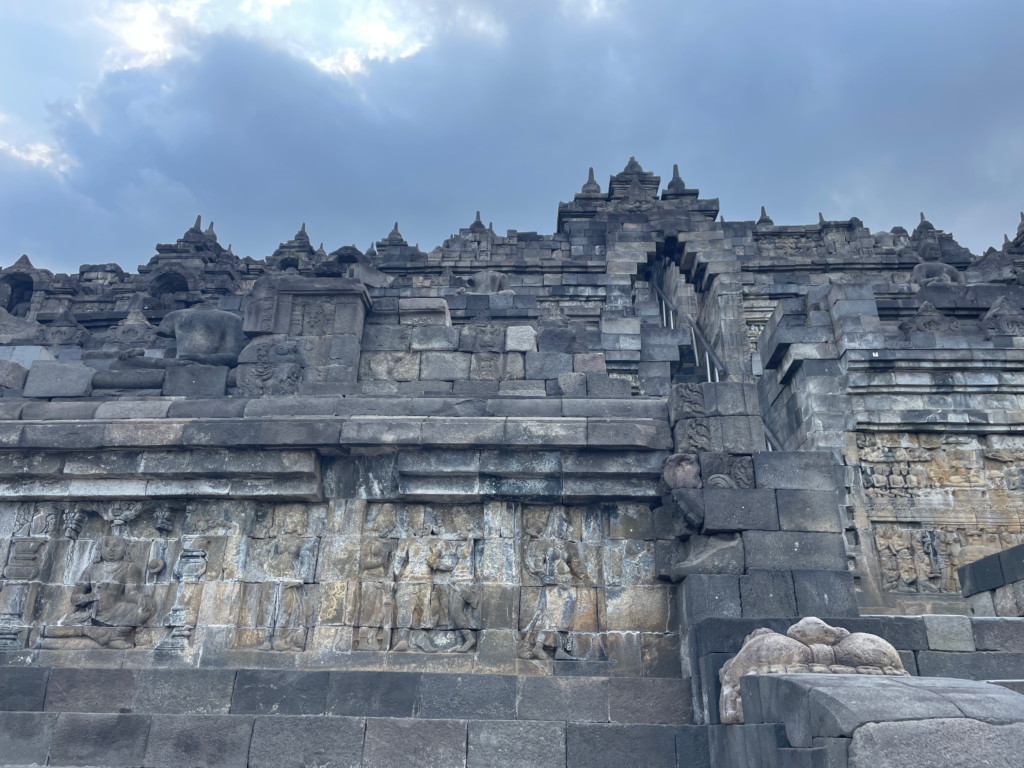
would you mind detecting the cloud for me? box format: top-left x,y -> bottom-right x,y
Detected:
87,0 -> 507,76
2,0 -> 1024,274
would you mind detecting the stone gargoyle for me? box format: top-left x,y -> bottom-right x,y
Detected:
718,616 -> 908,724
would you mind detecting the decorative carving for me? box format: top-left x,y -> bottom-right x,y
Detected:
899,301 -> 959,334
980,296 -> 1024,338
107,309 -> 158,344
719,617 -> 909,724
910,242 -> 963,286
39,536 -> 156,650
35,309 -> 90,346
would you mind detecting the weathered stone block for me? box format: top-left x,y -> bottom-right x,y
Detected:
230,670 -> 328,715
133,669 -> 237,715
144,714 -> 254,768
740,569 -> 797,618
23,361 -> 94,397
48,713 -> 151,767
609,678 -> 691,724
0,667 -> 48,712
742,531 -> 847,571
420,351 -> 472,380
44,668 -> 136,713
703,488 -> 779,533
526,351 -> 573,379
557,371 -> 587,397
680,574 -> 742,630
468,720 -> 566,768
776,489 -> 842,532
566,723 -> 678,768
586,373 -> 631,398
792,569 -> 858,617
363,717 -> 467,768
358,351 -> 420,381
0,359 -> 29,389
399,297 -> 451,326
518,676 -> 608,722
972,617 -> 1024,652
163,363 -> 229,397
249,715 -> 366,768
0,712 -> 57,766
327,671 -> 421,717
753,451 -> 835,490
505,325 -> 537,352
574,353 -> 606,373
923,615 -> 976,651
363,324 -> 412,351
411,325 -> 460,351
418,673 -> 518,720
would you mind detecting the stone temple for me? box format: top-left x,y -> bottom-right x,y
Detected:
0,158 -> 1022,766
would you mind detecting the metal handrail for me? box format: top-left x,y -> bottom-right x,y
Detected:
650,283 -> 729,379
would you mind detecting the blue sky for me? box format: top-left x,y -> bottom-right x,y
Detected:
1,1 -> 1022,273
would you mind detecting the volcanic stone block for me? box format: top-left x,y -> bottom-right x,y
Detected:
849,718 -> 1024,768
972,618 -> 1024,652
420,351 -> 472,380
518,677 -> 609,722
144,714 -> 254,768
753,451 -> 835,490
230,670 -> 329,715
680,574 -> 742,630
399,297 -> 451,326
499,380 -> 546,396
363,717 -> 467,768
133,669 -> 237,715
359,351 -> 420,381
363,324 -> 413,351
586,373 -> 631,398
411,325 -> 461,351
702,488 -> 779,533
162,364 -> 228,397
916,651 -> 1024,679
23,361 -> 94,397
48,713 -> 151,767
608,678 -> 691,724
0,359 -> 29,389
792,569 -> 858,617
468,720 -> 566,768
923,615 -> 976,651
327,671 -> 421,718
574,353 -> 606,373
505,325 -> 537,352
526,351 -> 573,379
0,712 -> 57,766
999,544 -> 1024,585
418,673 -> 518,720
776,489 -> 842,532
0,668 -> 47,713
742,531 -> 847,571
677,726 -> 712,768
44,668 -> 136,713
959,553 -> 1005,597
557,371 -> 587,397
249,715 -> 366,768
876,616 -> 929,651
566,724 -> 678,768
740,570 -> 797,618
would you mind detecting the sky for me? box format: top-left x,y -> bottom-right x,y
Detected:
1,0 -> 1023,274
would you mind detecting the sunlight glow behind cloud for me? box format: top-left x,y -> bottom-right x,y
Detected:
89,0 -> 505,76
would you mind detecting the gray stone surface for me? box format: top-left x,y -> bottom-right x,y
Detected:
849,718 -> 1024,768
230,670 -> 329,715
43,668 -> 136,713
418,673 -> 517,720
328,671 -> 421,718
0,712 -> 57,766
48,712 -> 151,767
566,723 -> 678,768
608,678 -> 691,724
143,714 -> 254,768
468,720 -> 566,768
924,615 -> 976,651
22,361 -> 93,397
363,717 -> 467,768
743,531 -> 848,571
248,715 -> 366,768
0,667 -> 48,712
518,676 -> 609,722
776,489 -> 843,532
702,488 -> 779,533
973,618 -> 1024,652
133,669 -> 237,714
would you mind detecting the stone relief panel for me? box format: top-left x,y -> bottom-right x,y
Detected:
0,497 -> 676,671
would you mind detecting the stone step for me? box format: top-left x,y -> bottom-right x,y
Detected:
0,667 -> 692,725
0,711 -> 711,768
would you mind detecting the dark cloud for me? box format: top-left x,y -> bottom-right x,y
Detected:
3,0 -> 1024,273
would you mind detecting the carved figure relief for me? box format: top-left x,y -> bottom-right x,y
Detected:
38,536 -> 156,650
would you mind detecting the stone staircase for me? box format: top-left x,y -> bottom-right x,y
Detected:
0,667 -> 711,768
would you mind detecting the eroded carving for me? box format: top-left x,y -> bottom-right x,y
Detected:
719,617 -> 908,724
